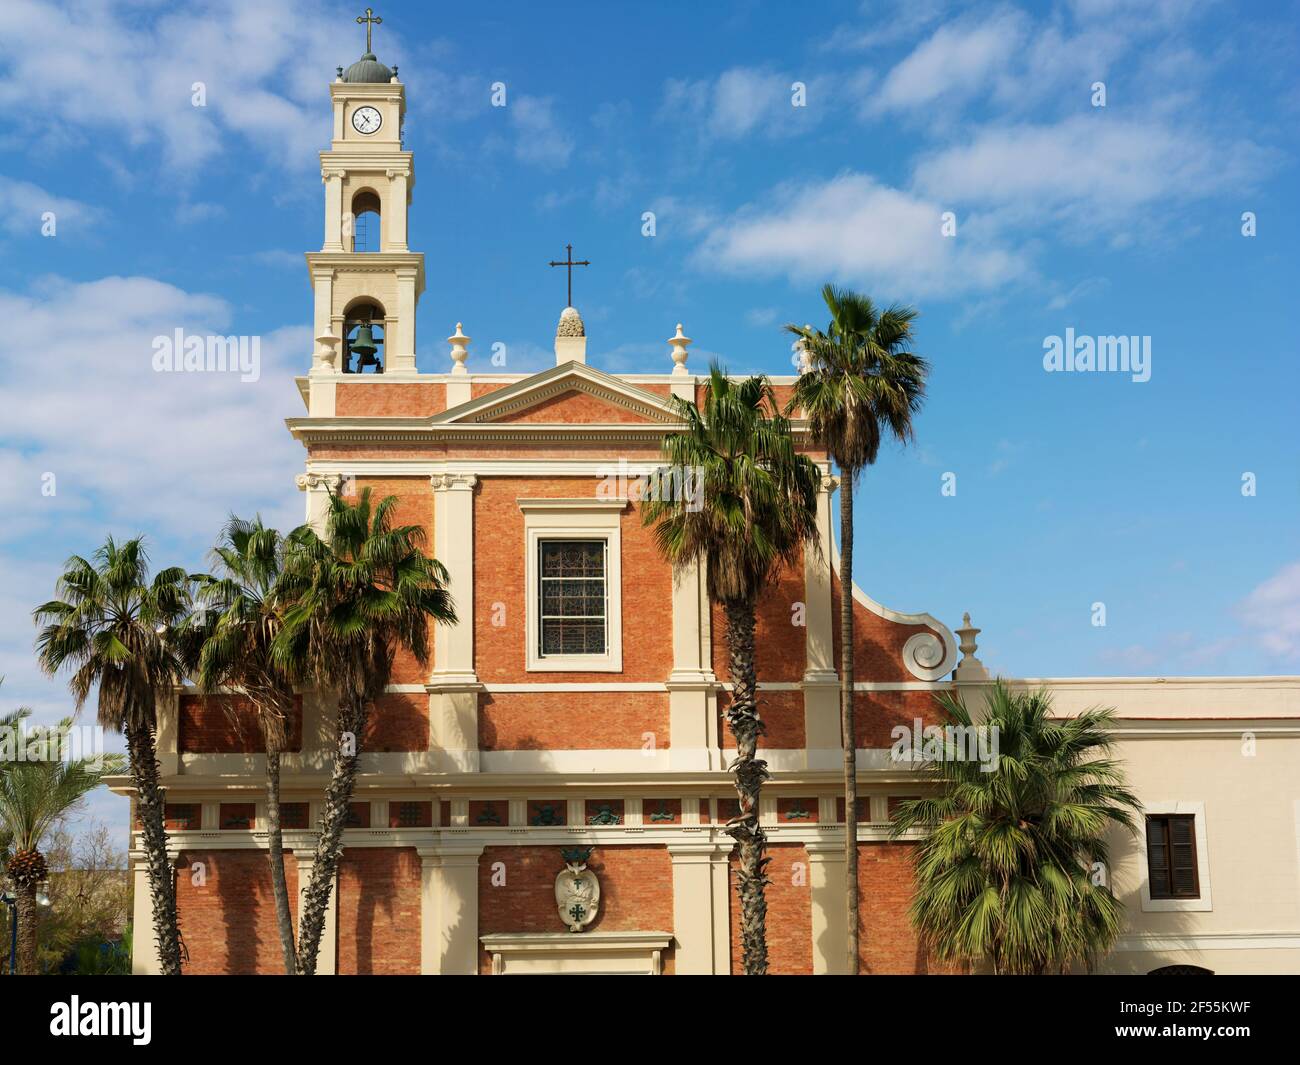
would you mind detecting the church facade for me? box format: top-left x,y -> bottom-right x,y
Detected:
114,40 -> 1300,977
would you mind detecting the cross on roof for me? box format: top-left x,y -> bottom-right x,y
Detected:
356,7 -> 382,53
548,243 -> 591,308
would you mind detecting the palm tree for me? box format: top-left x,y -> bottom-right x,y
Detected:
273,488 -> 455,975
0,707 -> 125,974
642,364 -> 821,974
786,285 -> 928,974
33,537 -> 191,975
890,682 -> 1141,974
193,516 -> 301,974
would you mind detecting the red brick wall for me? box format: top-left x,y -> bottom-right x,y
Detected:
830,580 -> 943,683
718,690 -> 804,749
336,848 -> 422,975
492,390 -> 659,423
479,691 -> 669,751
857,841 -> 962,974
478,844 -> 674,973
474,476 -> 673,685
728,842 -> 811,974
471,381 -> 516,399
335,382 -> 445,416
363,692 -> 429,752
176,849 -> 298,974
854,688 -> 948,749
352,476 -> 437,686
178,694 -> 302,754
710,561 -> 808,685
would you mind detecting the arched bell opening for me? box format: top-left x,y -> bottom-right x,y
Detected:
341,298 -> 386,374
350,189 -> 381,253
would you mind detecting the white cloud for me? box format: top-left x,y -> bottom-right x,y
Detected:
1237,561 -> 1300,660
693,173 -> 1029,299
0,0 -> 359,174
1045,276 -> 1110,311
0,176 -> 98,237
0,274 -> 305,544
510,96 -> 574,169
915,116 -> 1264,212
868,9 -> 1026,115
820,0 -> 949,53
662,67 -> 819,141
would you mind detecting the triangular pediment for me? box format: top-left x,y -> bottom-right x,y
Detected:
433,362 -> 683,425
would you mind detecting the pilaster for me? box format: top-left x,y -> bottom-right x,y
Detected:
322,170 -> 345,251
294,851 -> 338,975
419,844 -> 484,974
667,557 -> 721,770
668,841 -> 732,974
428,473 -> 480,771
804,473 -> 841,767
295,472 -> 342,534
129,854 -> 160,975
806,839 -> 850,974
156,688 -> 180,777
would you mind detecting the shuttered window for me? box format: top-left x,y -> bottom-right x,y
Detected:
1146,814 -> 1200,899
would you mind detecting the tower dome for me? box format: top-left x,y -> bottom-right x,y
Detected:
341,52 -> 393,83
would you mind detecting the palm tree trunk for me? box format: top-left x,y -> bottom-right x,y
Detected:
295,696 -> 366,975
722,599 -> 769,975
840,472 -> 860,974
264,749 -> 298,975
125,720 -> 183,975
15,880 -> 37,975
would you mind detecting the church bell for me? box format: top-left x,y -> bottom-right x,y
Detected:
349,323 -> 383,372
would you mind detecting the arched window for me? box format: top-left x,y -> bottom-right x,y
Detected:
341,299 -> 385,374
350,190 -> 381,253
1148,964 -> 1214,975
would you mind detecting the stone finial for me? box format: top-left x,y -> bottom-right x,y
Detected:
954,612 -> 990,681
555,306 -> 587,364
796,323 -> 813,373
448,322 -> 470,375
557,306 -> 585,337
315,333 -> 341,374
668,322 -> 692,376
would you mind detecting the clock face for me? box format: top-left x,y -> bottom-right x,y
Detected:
351,105 -> 382,135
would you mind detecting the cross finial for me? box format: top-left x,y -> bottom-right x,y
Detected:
356,7 -> 382,53
548,242 -> 591,308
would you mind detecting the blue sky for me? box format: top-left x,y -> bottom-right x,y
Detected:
1,0 -> 1298,831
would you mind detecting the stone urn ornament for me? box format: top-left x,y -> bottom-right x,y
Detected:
555,847 -> 600,933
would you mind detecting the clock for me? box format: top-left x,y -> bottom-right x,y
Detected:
351,105 -> 382,135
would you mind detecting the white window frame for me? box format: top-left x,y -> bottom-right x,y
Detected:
519,499 -> 625,673
1138,800 -> 1212,913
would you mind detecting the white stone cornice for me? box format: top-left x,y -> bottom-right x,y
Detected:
516,496 -> 627,513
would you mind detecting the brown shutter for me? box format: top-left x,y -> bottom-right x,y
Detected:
1169,816 -> 1199,897
1145,817 -> 1171,897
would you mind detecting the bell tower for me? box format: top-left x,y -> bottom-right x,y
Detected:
307,8 -> 424,381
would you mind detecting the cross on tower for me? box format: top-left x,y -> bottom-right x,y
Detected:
356,7 -> 382,52
548,243 -> 590,308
